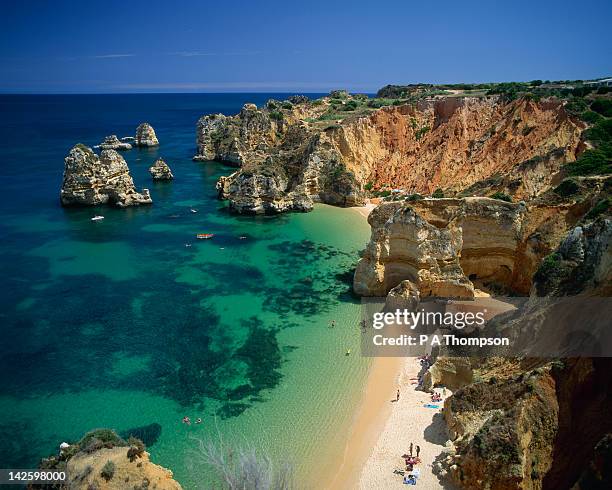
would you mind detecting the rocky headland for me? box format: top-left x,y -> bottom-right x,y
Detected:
60,144 -> 152,207
149,157 -> 174,180
34,429 -> 181,490
135,123 -> 159,147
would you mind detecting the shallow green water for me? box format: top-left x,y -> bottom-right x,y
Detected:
0,94 -> 370,488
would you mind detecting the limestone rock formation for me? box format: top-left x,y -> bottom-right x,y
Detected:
135,123 -> 159,147
422,356 -> 474,392
60,144 -> 152,207
149,158 -> 174,180
383,279 -> 420,312
37,429 -> 181,490
194,100 -> 363,214
354,176 -> 611,296
353,198 -> 524,298
94,135 -> 132,151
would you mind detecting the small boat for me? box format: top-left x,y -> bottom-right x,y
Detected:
91,215 -> 105,221
239,236 -> 247,240
196,233 -> 214,240
190,209 -> 198,213
345,349 -> 351,356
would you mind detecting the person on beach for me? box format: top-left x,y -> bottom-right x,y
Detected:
396,389 -> 400,401
416,445 -> 420,458
409,442 -> 413,456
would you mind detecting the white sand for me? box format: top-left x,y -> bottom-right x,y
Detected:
353,201 -> 377,219
358,357 -> 454,489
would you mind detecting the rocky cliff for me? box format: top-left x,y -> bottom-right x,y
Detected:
354,175 -> 610,296
427,214 -> 611,490
195,94 -> 585,214
60,144 -> 152,207
195,100 -> 362,213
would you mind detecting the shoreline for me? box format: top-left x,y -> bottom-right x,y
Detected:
351,200 -> 377,219
323,355 -> 405,489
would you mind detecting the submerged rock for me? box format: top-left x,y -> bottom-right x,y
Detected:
60,144 -> 152,207
94,134 -> 132,151
149,158 -> 174,180
135,122 -> 159,147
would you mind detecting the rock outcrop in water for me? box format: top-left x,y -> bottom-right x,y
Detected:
94,135 -> 132,151
135,122 -> 159,147
149,157 -> 174,180
60,144 -> 152,207
195,93 -> 585,214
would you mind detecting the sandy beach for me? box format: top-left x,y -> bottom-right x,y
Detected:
327,355 -> 453,489
352,200 -> 377,219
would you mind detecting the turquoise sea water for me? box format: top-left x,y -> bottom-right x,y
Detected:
0,94 -> 371,488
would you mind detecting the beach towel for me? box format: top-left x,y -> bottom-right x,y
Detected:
424,403 -> 440,408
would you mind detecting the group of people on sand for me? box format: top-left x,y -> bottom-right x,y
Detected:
400,442 -> 422,485
431,392 -> 442,403
181,416 -> 202,426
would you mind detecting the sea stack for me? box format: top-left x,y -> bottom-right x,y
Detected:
60,144 -> 152,207
149,157 -> 174,180
94,134 -> 132,151
135,122 -> 159,147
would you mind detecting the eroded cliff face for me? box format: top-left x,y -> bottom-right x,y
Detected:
332,97 -> 583,198
353,197 -> 528,296
60,144 -> 152,207
431,216 -> 612,490
198,95 -> 583,214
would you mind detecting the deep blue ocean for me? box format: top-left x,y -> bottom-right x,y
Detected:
0,94 -> 371,488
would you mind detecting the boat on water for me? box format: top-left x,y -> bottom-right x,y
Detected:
91,215 -> 105,221
196,233 -> 214,239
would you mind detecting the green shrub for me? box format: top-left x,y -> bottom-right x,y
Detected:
415,126 -> 430,140
583,118 -> 612,143
586,198 -> 610,219
405,193 -> 423,201
565,97 -> 589,115
534,253 -> 562,283
79,429 -> 126,449
364,181 -> 374,191
269,111 -> 283,121
342,100 -> 359,111
281,101 -> 293,110
554,179 -> 580,197
432,188 -> 444,198
567,145 -> 612,176
590,99 -> 612,117
581,110 -> 604,124
100,460 -> 115,481
490,191 -> 513,202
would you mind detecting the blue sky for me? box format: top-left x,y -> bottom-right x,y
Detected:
1,0 -> 610,93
